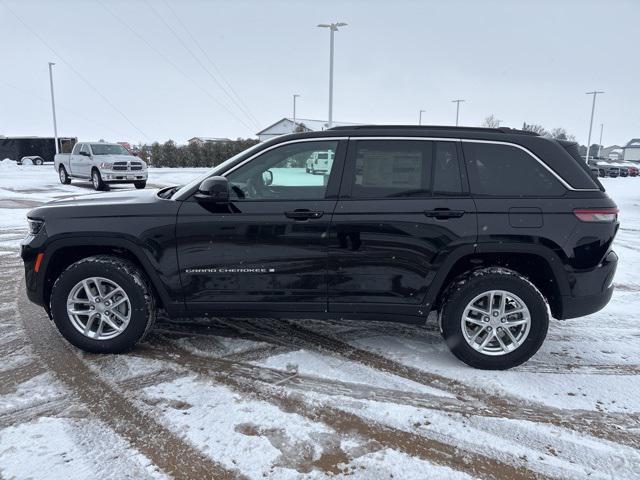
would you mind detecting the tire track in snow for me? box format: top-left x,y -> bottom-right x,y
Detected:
15,281 -> 244,480
139,337 -> 552,480
220,317 -> 640,450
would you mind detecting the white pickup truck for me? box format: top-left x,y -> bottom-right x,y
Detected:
54,142 -> 148,190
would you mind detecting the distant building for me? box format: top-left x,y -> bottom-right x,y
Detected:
601,145 -> 623,161
117,141 -> 132,151
623,139 -> 640,162
256,118 -> 361,142
187,137 -> 231,146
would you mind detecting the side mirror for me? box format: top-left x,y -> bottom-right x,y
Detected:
79,151 -> 90,157
195,176 -> 230,203
262,170 -> 273,186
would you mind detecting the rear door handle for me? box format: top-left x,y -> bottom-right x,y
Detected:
285,209 -> 324,220
424,209 -> 465,219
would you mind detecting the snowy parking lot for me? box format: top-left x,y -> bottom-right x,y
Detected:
1,161 -> 639,479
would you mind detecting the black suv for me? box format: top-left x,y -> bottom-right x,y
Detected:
21,126 -> 619,369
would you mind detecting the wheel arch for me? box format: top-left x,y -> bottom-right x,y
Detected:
40,237 -> 173,313
426,243 -> 569,319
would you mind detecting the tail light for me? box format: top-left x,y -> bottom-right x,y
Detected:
573,208 -> 618,222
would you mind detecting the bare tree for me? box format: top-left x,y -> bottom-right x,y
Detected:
549,127 -> 576,142
482,114 -> 501,128
522,122 -> 548,136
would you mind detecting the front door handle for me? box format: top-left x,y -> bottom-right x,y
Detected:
424,209 -> 465,219
285,209 -> 324,220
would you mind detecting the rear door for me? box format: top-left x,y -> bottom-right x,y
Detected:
328,138 -> 477,317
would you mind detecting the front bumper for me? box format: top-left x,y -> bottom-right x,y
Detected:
560,250 -> 617,319
101,169 -> 148,182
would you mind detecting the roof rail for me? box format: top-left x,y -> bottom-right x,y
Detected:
326,125 -> 539,136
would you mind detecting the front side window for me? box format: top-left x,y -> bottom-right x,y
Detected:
71,143 -> 81,155
79,144 -> 90,155
463,142 -> 565,197
226,141 -> 338,200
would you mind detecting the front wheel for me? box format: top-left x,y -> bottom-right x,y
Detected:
91,169 -> 107,191
49,255 -> 156,353
133,181 -> 146,189
440,268 -> 548,370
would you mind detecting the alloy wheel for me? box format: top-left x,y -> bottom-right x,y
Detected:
460,289 -> 531,356
66,277 -> 131,340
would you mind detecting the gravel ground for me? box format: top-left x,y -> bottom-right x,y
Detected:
1,162 -> 639,479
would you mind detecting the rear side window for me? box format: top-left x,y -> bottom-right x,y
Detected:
462,142 -> 565,197
352,140 -> 431,198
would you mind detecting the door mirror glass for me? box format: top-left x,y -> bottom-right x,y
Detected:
196,176 -> 230,202
262,170 -> 273,186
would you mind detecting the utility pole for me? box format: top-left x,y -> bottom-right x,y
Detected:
48,62 -> 59,154
598,123 -> 604,159
452,99 -> 465,126
585,90 -> 604,162
317,22 -> 347,128
292,94 -> 300,132
418,109 -> 425,125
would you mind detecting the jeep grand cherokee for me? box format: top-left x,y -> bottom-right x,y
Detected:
21,126 -> 619,369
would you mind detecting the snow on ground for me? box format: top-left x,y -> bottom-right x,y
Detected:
0,162 -> 639,479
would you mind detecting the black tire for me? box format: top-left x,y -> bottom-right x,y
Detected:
134,181 -> 146,189
59,166 -> 71,185
34,157 -> 44,165
440,267 -> 549,370
91,168 -> 107,191
50,255 -> 156,354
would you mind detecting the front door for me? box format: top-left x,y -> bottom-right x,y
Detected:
328,138 -> 477,316
176,139 -> 346,313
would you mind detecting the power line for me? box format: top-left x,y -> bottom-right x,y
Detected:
0,80 -> 131,138
97,0 -> 254,133
160,0 -> 261,128
0,0 -> 150,140
142,0 -> 260,131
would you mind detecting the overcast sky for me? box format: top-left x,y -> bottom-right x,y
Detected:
0,0 -> 637,146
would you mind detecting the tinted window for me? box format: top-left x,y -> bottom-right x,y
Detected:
433,142 -> 462,195
226,141 -> 338,200
71,143 -> 81,155
80,144 -> 90,155
463,142 -> 565,196
351,140 -> 432,198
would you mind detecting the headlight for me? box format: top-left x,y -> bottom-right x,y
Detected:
27,218 -> 44,235
100,162 -> 113,169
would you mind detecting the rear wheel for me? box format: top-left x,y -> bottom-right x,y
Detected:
134,181 -> 146,189
59,166 -> 71,185
91,168 -> 107,191
34,157 -> 44,165
440,268 -> 549,369
50,255 -> 156,353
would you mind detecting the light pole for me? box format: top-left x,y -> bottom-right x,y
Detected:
585,90 -> 604,162
418,109 -> 426,125
452,99 -> 464,126
292,94 -> 300,132
598,123 -> 604,159
317,22 -> 347,128
48,62 -> 59,154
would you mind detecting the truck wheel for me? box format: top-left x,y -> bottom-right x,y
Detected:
91,169 -> 107,191
439,268 -> 549,370
49,255 -> 156,354
59,166 -> 71,185
134,181 -> 146,189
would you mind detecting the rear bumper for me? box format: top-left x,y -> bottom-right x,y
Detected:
559,250 -> 617,319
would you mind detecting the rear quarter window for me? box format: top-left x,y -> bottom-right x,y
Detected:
462,142 -> 565,197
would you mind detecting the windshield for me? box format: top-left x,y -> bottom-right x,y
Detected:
173,142 -> 265,200
91,144 -> 131,155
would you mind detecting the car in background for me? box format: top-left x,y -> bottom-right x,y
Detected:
593,161 -> 620,178
306,150 -> 334,174
54,142 -> 148,190
627,165 -> 639,177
